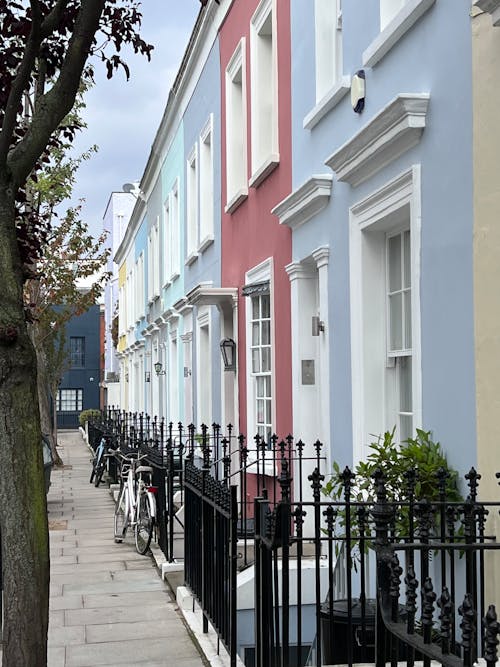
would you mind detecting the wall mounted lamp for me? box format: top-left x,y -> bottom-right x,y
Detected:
154,361 -> 166,376
220,338 -> 236,372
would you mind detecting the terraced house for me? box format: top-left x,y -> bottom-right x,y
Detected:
103,0 -> 500,663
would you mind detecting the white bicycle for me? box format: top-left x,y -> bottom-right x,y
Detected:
112,449 -> 158,555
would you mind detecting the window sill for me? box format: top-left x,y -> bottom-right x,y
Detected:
225,188 -> 248,214
163,271 -> 180,289
249,154 -> 280,189
362,0 -> 436,68
198,235 -> 214,254
185,251 -> 199,267
303,77 -> 351,131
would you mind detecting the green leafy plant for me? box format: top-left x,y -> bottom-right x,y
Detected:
323,428 -> 463,558
78,409 -> 101,427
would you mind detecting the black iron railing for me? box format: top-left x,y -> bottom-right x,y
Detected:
184,458 -> 238,667
255,464 -> 500,667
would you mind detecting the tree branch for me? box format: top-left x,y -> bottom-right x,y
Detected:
0,1 -> 43,168
8,0 -> 106,187
40,0 -> 71,39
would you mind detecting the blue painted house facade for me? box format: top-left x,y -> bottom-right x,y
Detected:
115,7 -> 228,428
57,305 -> 101,428
271,0 -> 476,477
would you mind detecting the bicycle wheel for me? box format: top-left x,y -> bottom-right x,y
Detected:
134,493 -> 153,554
94,462 -> 105,487
114,485 -> 128,543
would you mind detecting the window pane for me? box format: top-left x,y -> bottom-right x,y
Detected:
256,376 -> 265,397
265,376 -> 271,397
262,321 -> 270,345
403,230 -> 411,288
400,414 -> 413,443
404,291 -> 412,348
389,293 -> 403,350
399,357 -> 412,412
70,337 -> 85,367
261,347 -> 271,372
252,323 -> 260,345
261,295 -> 270,318
388,235 -> 401,292
252,349 -> 260,373
265,400 -> 272,425
257,400 -> 265,423
252,297 -> 260,319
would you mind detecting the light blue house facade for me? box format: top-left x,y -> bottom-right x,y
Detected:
115,7 -> 229,428
182,38 -> 224,428
272,0 -> 475,477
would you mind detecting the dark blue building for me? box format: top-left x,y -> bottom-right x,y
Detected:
57,304 -> 101,428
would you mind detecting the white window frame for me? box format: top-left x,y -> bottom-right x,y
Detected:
315,0 -> 343,102
169,327 -> 179,424
163,181 -> 180,286
186,145 -> 199,265
380,0 -> 406,31
57,388 -> 83,412
163,195 -> 171,287
386,229 -> 413,442
148,221 -> 160,303
199,115 -> 215,253
349,166 -> 422,463
196,308 -> 212,426
249,0 -> 279,187
225,38 -> 248,213
304,1 -> 350,130
245,258 -> 275,446
363,0 -> 436,68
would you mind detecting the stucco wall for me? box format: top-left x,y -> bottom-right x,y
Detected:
472,7 -> 500,605
290,0 -> 476,472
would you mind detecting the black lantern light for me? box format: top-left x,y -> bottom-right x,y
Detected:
154,361 -> 166,376
220,338 -> 236,372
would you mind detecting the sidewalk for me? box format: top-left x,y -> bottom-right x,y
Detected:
44,429 -> 208,667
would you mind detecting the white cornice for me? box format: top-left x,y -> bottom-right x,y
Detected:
114,198 -> 146,265
312,246 -> 330,269
285,262 -> 316,282
325,94 -> 429,187
350,166 -> 415,227
186,284 -> 238,308
272,175 -> 333,230
474,0 -> 500,26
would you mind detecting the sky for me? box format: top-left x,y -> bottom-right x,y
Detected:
67,1 -> 201,240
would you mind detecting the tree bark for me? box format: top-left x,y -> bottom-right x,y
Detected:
35,340 -> 63,466
0,185 -> 49,667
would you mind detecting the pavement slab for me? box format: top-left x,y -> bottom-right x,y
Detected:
0,429 -> 207,667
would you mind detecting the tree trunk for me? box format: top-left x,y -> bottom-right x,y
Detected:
0,186 -> 49,667
35,340 -> 63,466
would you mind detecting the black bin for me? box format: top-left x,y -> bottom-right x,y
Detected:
321,598 -> 408,665
321,598 -> 376,665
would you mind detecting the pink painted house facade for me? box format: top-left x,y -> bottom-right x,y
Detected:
219,0 -> 293,443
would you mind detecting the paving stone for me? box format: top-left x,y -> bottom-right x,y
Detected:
82,590 -> 171,609
65,602 -> 173,627
43,430 -> 205,666
66,637 -> 197,666
85,617 -> 180,643
48,625 -> 86,646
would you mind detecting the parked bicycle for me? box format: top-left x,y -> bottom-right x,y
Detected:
89,435 -> 112,487
112,449 -> 158,555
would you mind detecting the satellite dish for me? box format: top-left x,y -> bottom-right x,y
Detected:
122,183 -> 136,193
